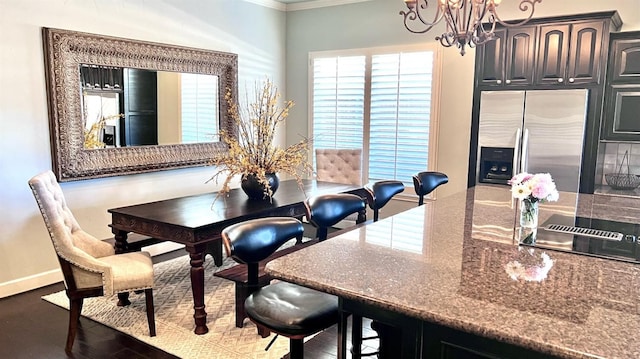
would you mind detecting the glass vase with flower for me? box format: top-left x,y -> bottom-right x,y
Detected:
509,172 -> 559,233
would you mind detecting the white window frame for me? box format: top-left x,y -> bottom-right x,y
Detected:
307,43 -> 443,200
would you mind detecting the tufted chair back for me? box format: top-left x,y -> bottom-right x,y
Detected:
315,148 -> 363,186
29,170 -> 117,294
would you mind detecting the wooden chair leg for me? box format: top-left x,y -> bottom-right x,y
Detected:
289,338 -> 304,359
257,323 -> 271,338
66,297 -> 83,354
117,291 -> 131,306
145,288 -> 156,337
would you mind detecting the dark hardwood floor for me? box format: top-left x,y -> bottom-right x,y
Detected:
0,248 -> 378,359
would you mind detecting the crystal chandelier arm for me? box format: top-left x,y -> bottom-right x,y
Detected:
490,0 -> 542,27
400,0 -> 446,34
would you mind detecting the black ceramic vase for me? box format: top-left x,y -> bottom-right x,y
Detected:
240,173 -> 279,200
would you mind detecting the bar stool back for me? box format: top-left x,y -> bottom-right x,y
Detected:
412,171 -> 449,205
365,180 -> 405,221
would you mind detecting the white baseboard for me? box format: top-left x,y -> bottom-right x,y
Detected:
0,243 -> 184,299
0,268 -> 63,299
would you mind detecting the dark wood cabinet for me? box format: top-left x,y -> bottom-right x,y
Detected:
474,12 -> 621,90
536,20 -> 605,86
476,26 -> 536,87
608,33 -> 640,83
601,32 -> 640,141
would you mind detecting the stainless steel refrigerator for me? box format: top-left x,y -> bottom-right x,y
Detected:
475,89 -> 589,193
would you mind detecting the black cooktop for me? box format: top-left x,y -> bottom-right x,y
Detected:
523,215 -> 640,263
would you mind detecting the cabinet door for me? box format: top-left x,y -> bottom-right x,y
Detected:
504,26 -> 537,86
476,28 -> 535,87
601,85 -> 640,141
476,28 -> 506,87
536,24 -> 570,85
609,38 -> 640,83
567,20 -> 604,85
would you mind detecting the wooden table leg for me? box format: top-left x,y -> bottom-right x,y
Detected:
338,300 -> 349,359
113,230 -> 131,306
187,246 -> 208,335
204,237 -> 223,266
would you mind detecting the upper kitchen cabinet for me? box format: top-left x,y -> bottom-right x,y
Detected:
601,31 -> 640,141
476,26 -> 537,87
474,11 -> 622,90
608,32 -> 640,83
536,20 -> 606,86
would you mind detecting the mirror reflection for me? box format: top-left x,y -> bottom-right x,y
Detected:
81,64 -> 220,149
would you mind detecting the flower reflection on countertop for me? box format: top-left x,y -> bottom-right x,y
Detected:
505,247 -> 555,282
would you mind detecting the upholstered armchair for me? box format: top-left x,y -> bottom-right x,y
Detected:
28,170 -> 156,354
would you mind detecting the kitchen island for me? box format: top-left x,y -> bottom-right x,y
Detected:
266,186 -> 640,358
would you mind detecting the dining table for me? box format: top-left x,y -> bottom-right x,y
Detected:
265,185 -> 640,358
108,179 -> 367,335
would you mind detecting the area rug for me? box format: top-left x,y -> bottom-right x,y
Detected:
42,253 -> 294,359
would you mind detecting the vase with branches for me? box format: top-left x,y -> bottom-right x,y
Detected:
207,78 -> 313,200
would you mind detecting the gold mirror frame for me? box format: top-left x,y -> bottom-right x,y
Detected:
42,27 -> 238,181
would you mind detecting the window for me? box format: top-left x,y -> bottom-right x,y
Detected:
181,73 -> 219,143
310,45 -> 440,187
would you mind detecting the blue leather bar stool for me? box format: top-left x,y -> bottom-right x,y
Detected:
412,171 -> 449,206
304,193 -> 367,241
221,217 -> 339,359
365,180 -> 405,222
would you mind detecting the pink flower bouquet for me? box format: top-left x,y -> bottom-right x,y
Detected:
508,172 -> 559,203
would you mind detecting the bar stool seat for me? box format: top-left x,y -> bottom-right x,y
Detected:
245,281 -> 338,336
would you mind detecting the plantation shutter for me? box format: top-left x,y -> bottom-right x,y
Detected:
181,73 -> 219,143
312,56 -> 366,152
311,47 -> 436,186
368,52 -> 433,183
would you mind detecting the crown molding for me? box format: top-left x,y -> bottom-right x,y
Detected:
243,0 -> 372,12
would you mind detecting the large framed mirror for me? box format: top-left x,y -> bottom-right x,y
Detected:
42,27 -> 238,181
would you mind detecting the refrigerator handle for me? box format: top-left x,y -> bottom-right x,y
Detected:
521,128 -> 530,173
511,128 -> 521,210
513,128 -> 521,176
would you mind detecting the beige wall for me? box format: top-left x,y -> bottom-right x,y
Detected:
157,71 -> 181,144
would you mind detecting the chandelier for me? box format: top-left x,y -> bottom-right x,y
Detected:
400,0 -> 542,55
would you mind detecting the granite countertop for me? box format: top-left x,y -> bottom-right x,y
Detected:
266,187 -> 640,359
